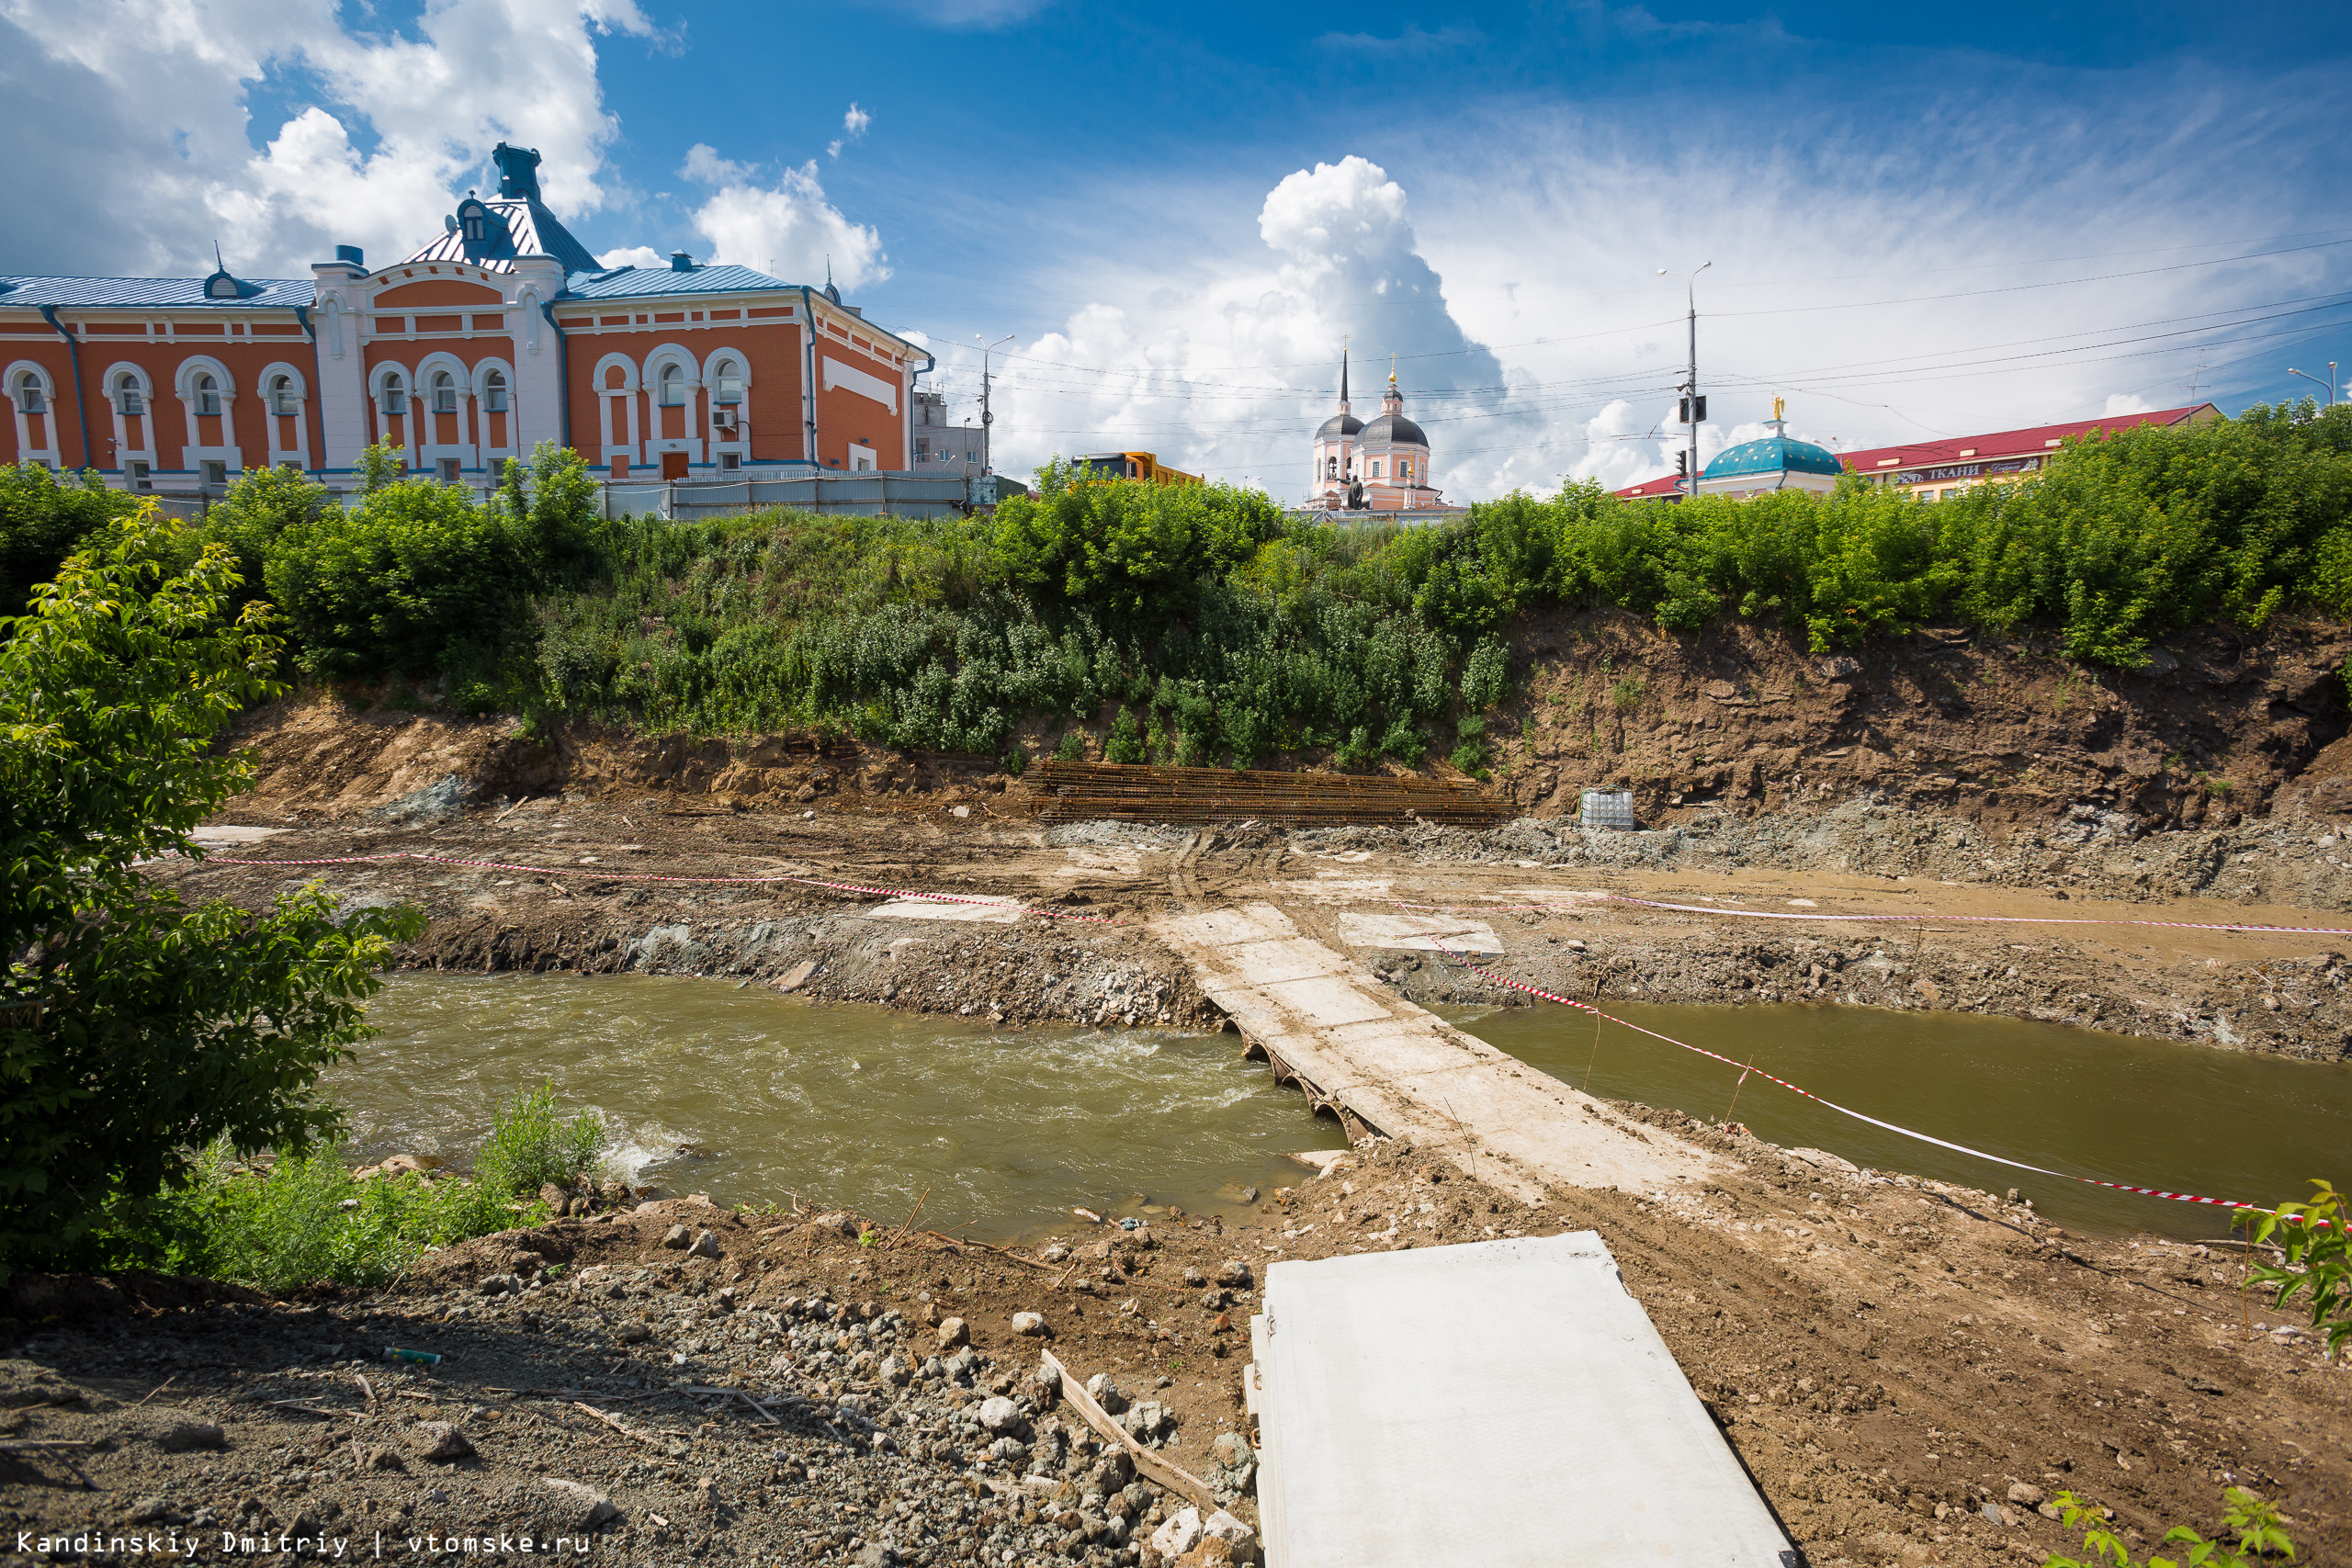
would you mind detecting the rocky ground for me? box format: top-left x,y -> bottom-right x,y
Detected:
157,788 -> 2352,1062
19,617 -> 2346,1562
6,1136 -> 2346,1567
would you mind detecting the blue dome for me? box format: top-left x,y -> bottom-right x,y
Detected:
1703,431 -> 1843,481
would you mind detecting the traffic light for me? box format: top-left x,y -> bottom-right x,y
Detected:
1679,396 -> 1708,424
1675,451 -> 1689,477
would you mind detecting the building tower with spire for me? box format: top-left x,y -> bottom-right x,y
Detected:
1310,343 -> 1364,508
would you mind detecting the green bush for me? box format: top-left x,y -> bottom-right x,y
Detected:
473,1081 -> 605,1200
0,463 -> 142,619
266,473 -> 524,678
2237,1179 -> 2350,1361
110,1082 -> 606,1292
2045,1486 -> 2290,1568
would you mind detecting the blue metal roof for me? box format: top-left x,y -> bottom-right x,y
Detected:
1704,430 -> 1844,481
398,196 -> 601,274
0,275 -> 314,309
559,264 -> 797,299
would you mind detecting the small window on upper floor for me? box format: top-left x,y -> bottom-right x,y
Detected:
658,362 -> 687,407
192,373 -> 220,417
16,375 -> 45,414
483,370 -> 509,412
431,370 -> 458,414
206,274 -> 240,299
462,209 -> 486,243
116,376 -> 143,416
712,359 -> 743,404
380,375 -> 406,415
269,375 -> 298,416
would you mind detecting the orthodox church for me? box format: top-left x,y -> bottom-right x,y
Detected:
1306,347 -> 1459,514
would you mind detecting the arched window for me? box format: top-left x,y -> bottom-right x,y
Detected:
379,373 -> 406,415
269,375 -> 297,416
431,370 -> 458,414
483,370 -> 509,412
15,372 -> 46,414
206,274 -> 239,299
114,373 -> 143,416
711,358 -> 743,403
462,208 -> 486,243
192,373 -> 220,416
657,362 -> 686,407
1325,456 -> 1337,479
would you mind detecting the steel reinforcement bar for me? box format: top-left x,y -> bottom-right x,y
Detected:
1024,761 -> 1510,828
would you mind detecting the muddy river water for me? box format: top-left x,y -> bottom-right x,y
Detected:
336,975 -> 2351,1243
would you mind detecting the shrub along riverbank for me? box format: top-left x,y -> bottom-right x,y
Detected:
3,401 -> 2348,778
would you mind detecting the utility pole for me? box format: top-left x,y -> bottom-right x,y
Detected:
1659,262 -> 1712,496
977,333 -> 1012,475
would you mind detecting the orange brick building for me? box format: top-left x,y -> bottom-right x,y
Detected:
0,144 -> 928,495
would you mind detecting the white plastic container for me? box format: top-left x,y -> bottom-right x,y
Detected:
1579,788 -> 1634,831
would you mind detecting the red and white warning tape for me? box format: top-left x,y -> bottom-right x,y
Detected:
192,852 -> 1125,925
1396,893 -> 2352,939
1428,940 -> 2326,1229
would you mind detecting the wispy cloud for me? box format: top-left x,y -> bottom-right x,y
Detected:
1317,23 -> 1485,52
829,101 -> 871,159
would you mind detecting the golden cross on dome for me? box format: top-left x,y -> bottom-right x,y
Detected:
1388,353 -> 1397,386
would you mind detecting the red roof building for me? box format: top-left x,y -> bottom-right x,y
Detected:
0,143 -> 928,498
1836,403 -> 2220,501
1611,401 -> 2221,502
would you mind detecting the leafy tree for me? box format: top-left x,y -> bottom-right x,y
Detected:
0,463 -> 142,620
0,513 -> 423,1269
198,464 -> 335,618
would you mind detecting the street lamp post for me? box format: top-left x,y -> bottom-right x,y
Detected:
976,333 -> 1013,475
1657,262 -> 1712,496
2288,363 -> 2338,407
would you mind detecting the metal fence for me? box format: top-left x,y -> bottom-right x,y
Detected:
600,474 -> 976,521
118,471 -> 980,525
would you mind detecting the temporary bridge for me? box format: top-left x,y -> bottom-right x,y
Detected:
1157,904 -> 1791,1562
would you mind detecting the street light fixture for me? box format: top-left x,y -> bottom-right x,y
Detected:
1657,262 -> 1712,495
976,333 -> 1014,475
2287,363 -> 2337,407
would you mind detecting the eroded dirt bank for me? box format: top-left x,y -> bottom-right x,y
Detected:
219,613 -> 2352,841
6,1134 -> 2346,1567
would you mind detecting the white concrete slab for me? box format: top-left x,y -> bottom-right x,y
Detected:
867,897 -> 1023,924
1253,1233 -> 1794,1568
1270,877 -> 1396,905
190,825 -> 288,845
1333,911 -> 1506,954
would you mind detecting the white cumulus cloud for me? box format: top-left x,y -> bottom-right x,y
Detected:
968,154 -> 1521,504
681,155 -> 888,288
0,0 -> 654,278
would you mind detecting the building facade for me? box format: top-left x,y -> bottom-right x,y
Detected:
908,389 -> 984,479
1306,350 -> 1458,514
1615,400 -> 2222,502
1838,403 -> 2219,502
0,144 -> 929,496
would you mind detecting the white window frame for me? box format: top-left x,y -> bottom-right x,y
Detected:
6,361 -> 60,467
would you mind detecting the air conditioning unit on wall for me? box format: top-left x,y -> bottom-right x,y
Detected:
711,409 -> 739,432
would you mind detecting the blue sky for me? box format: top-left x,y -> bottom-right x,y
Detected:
6,0 -> 2348,498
